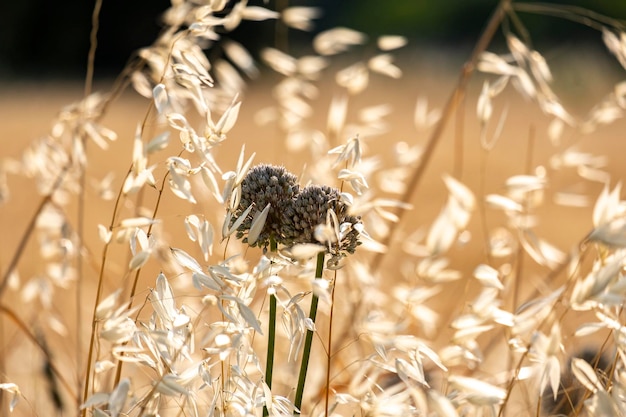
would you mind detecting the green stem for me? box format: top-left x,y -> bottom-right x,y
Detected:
264,238 -> 278,416
294,251 -> 325,415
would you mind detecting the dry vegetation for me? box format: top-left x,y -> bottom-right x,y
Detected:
2,1 -> 626,416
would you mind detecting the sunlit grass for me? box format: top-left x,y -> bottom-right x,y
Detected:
1,1 -> 626,416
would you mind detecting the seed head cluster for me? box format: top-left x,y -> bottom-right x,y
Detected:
233,164 -> 299,247
232,164 -> 361,257
282,185 -> 361,254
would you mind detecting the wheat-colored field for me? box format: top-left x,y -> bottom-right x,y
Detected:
2,51 -> 624,280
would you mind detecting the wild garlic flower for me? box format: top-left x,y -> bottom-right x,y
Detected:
231,165 -> 362,260
281,184 -> 361,258
232,164 -> 299,248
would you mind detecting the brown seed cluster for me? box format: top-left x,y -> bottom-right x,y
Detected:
231,164 -> 362,258
281,184 -> 361,254
233,164 -> 299,247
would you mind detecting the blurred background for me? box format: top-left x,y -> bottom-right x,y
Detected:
1,0 -> 625,79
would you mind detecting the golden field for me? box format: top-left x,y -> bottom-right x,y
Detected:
1,43 -> 626,415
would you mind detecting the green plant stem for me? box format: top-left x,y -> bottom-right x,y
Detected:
294,251 -> 324,415
264,238 -> 278,417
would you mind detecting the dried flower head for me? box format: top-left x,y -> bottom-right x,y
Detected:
232,164 -> 299,248
281,184 -> 361,259
231,165 -> 362,260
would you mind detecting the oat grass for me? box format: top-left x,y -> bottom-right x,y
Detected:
2,1 -> 626,416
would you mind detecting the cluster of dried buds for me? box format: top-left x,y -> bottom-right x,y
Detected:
230,164 -> 362,262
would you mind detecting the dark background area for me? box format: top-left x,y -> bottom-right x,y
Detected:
0,0 -> 625,79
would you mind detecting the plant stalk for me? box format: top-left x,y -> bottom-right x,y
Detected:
0,306 -> 75,401
76,0 -> 102,401
294,251 -> 325,415
264,238 -> 278,416
325,271 -> 337,417
0,163 -> 70,300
